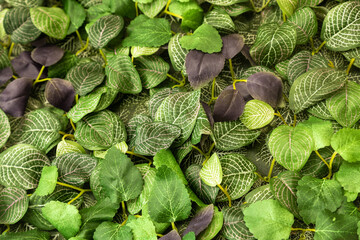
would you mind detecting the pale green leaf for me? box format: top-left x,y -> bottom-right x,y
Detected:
138,0 -> 167,18
127,114 -> 152,148
0,108 -> 10,148
204,9 -> 235,34
5,0 -> 43,7
131,46 -> 159,58
331,128 -> 360,162
289,68 -> 347,113
200,153 -> 222,187
63,0 -> 86,34
0,187 -> 28,224
217,4 -> 252,17
307,100 -> 334,120
56,140 -> 86,157
205,0 -> 248,6
277,0 -> 298,17
34,166 -> 58,196
30,7 -> 70,39
298,116 -> 333,150
245,185 -> 274,204
93,222 -> 132,240
240,100 -> 274,130
42,201 -> 82,239
297,0 -> 323,7
191,104 -> 212,144
335,161 -> 360,194
127,216 -> 157,240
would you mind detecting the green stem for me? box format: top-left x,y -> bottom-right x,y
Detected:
192,145 -> 206,158
208,78 -> 218,105
312,41 -> 326,55
325,152 -> 337,179
228,59 -> 235,80
33,66 -> 46,85
171,222 -> 177,231
167,73 -> 182,84
346,58 -> 356,75
75,30 -> 84,48
314,150 -> 330,168
254,171 -> 266,181
70,119 -> 76,131
8,42 -> 14,58
62,134 -> 75,141
274,111 -> 288,125
171,72 -> 186,88
135,1 -> 139,16
164,10 -> 183,19
291,228 -> 316,232
217,184 -> 232,207
264,158 -> 276,182
282,12 -> 286,22
56,181 -> 89,192
126,151 -> 152,165
33,77 -> 51,86
293,114 -> 296,127
232,79 -> 247,90
122,201 -> 127,217
1,224 -> 10,235
99,49 -> 107,66
76,37 -> 89,56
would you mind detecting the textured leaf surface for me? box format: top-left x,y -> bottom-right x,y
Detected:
93,222 -> 132,240
0,187 -> 28,224
240,100 -> 274,129
277,0 -> 297,17
183,204 -> 214,237
221,206 -> 254,240
331,128 -> 360,162
289,68 -> 347,113
285,7 -> 317,44
127,216 -> 157,240
135,55 -> 170,89
168,33 -> 188,72
298,116 -> 333,150
200,153 -> 222,187
138,0 -> 167,18
336,161 -> 360,194
0,230 -> 50,239
204,9 -> 235,34
0,108 -> 10,148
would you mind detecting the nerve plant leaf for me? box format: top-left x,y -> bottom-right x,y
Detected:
268,125 -> 314,171
0,109 -> 10,148
180,24 -> 223,53
0,230 -> 50,239
0,187 -> 29,224
240,100 -> 274,129
34,166 -> 58,196
221,206 -> 253,240
243,199 -> 294,240
246,72 -> 283,108
45,78 -> 75,111
221,34 -> 244,59
148,165 -> 192,223
0,144 -> 50,189
0,77 -> 32,117
331,128 -> 360,162
213,89 -> 245,122
200,153 -> 222,187
185,50 -> 225,89
31,45 -> 64,66
99,146 -> 143,204
42,201 -> 82,239
276,0 -> 297,17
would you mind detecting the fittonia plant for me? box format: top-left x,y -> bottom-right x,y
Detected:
0,0 -> 360,239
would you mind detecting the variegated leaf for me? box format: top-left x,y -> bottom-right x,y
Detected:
0,187 -> 28,224
168,33 -> 188,72
5,0 -> 43,7
307,100 -> 334,120
200,153 -> 222,187
343,47 -> 360,69
245,185 -> 274,204
297,0 -> 323,7
240,100 -> 274,130
127,114 -> 152,149
131,46 -> 160,58
0,108 -> 10,148
138,0 -> 167,18
135,55 -> 170,89
204,9 -> 235,34
277,0 -> 298,17
205,0 -> 248,6
191,105 -> 212,145
88,15 -> 123,49
221,206 -> 255,240
149,88 -> 173,119
217,4 -> 253,17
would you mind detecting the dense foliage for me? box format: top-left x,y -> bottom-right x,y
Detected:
0,0 -> 359,239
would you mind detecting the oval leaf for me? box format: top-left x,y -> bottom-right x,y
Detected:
199,153 -> 222,187
240,99 -> 274,129
0,187 -> 28,224
213,89 -> 245,122
45,78 -> 75,112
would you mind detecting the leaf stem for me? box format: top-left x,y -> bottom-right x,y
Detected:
171,222 -> 177,231
167,73 -> 182,84
312,41 -> 326,55
208,78 -> 218,105
346,58 -> 356,75
192,145 -> 206,157
135,1 -> 139,16
56,181 -> 90,192
70,118 -> 76,131
171,72 -> 186,88
328,60 -> 335,68
314,150 -> 330,168
75,94 -> 79,104
157,233 -> 164,237
282,12 -> 286,22
164,10 -> 183,19
8,42 -> 14,58
309,37 -> 315,53
121,201 -> 127,218
325,152 -> 337,179
126,151 -> 152,165
76,37 -> 89,56
163,0 -> 171,14
99,49 -> 107,66
33,77 -> 52,86
264,158 -> 276,182
293,114 -> 296,127
291,228 -> 316,232
232,79 -> 247,90
33,66 -> 46,85
254,171 -> 266,181
120,217 -> 128,226
274,111 -> 288,125
75,30 -> 84,48
68,189 -> 90,205
217,184 -> 232,207
62,134 -> 75,141
250,0 -> 271,12
1,224 -> 10,235
228,59 -> 235,80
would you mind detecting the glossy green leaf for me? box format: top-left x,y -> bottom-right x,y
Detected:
285,7 -> 317,44
63,0 -> 86,34
135,55 -> 170,89
240,100 -> 274,130
307,100 -> 334,120
131,46 -> 159,58
0,187 -> 28,224
200,153 -> 222,187
205,0 -> 248,6
34,166 -> 58,196
277,0 -> 298,17
298,116 -> 333,150
245,185 -> 274,204
191,104 -> 212,144
331,128 -> 360,162
56,140 -> 86,157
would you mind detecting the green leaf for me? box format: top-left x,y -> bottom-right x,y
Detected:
56,139 -> 86,157
343,47 -> 360,69
182,232 -> 196,240
180,24 -> 222,53
0,144 -> 50,189
122,15 -> 172,47
298,116 -> 333,150
296,175 -> 343,224
277,0 -> 298,17
148,165 -> 192,223
66,62 -> 105,96
88,15 -> 123,49
134,121 -> 181,156
269,125 -> 314,171
217,153 -> 257,202
204,9 -> 235,34
105,54 -> 142,94
3,7 -> 41,44
221,206 -> 254,240
335,161 -> 360,194
127,114 -> 152,148
205,0 -> 247,6
0,187 -> 28,224
134,55 -> 170,89
213,120 -> 261,151
245,185 -> 274,204
168,33 -> 188,72
155,90 -> 201,146
93,222 -> 132,240
182,9 -> 204,33
297,0 -> 323,7
48,52 -> 78,79
103,0 -> 135,18
307,100 -> 334,120
30,7 -> 70,39
34,166 -> 58,196
326,81 -> 360,128
99,146 -> 143,203
270,171 -> 301,219
138,0 -> 167,18
321,1 -> 360,51
197,206 -> 223,240
52,153 -> 97,186
131,46 -> 159,58
127,216 -> 157,240
331,128 -> 360,162
0,108 -> 10,148
200,153 -> 222,187
285,7 -> 317,44
0,230 -> 50,240
315,210 -> 358,240
243,199 -> 294,240
240,100 -> 274,130
191,105 -> 212,145
42,200 -> 82,239
289,68 -> 347,113
75,110 -> 127,151
250,22 -> 297,67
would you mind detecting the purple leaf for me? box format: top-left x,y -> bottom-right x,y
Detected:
11,51 -> 47,79
247,72 -> 283,108
213,89 -> 245,122
31,45 -> 65,67
159,230 -> 181,240
225,82 -> 253,102
45,78 -> 75,112
0,67 -> 13,86
185,50 -> 225,89
0,77 -> 32,117
182,204 -> 214,237
221,34 -> 244,59
201,101 -> 214,128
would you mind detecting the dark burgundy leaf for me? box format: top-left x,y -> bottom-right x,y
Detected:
201,101 -> 214,127
185,50 -> 225,89
247,72 -> 283,108
31,37 -> 48,48
0,77 -> 32,117
182,204 -> 214,237
45,78 -> 75,111
0,67 -> 13,86
221,34 -> 244,59
213,89 -> 245,122
12,51 -> 47,79
31,45 -> 65,67
225,82 -> 253,102
159,230 -> 181,240
240,44 -> 257,66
